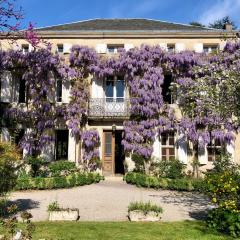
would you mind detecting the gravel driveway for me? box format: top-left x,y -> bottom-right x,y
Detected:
10,177 -> 210,222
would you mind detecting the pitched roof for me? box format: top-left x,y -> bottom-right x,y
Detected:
37,18 -> 218,32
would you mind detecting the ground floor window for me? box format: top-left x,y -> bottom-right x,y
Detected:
161,131 -> 175,160
207,137 -> 222,162
55,130 -> 68,160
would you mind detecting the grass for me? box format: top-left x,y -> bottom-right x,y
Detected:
0,221 -> 231,240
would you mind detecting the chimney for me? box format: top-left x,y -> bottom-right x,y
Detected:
224,23 -> 233,31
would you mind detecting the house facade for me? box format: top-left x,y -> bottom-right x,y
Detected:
0,19 -> 239,175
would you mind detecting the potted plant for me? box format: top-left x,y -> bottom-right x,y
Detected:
47,201 -> 79,221
128,201 -> 163,222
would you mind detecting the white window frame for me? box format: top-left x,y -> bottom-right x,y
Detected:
160,131 -> 176,160
104,76 -> 125,100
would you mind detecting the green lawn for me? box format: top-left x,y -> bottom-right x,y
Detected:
0,221 -> 231,240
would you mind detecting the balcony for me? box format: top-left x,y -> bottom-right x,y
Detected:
88,98 -> 130,118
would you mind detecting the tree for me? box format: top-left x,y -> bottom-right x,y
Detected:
208,16 -> 237,30
0,0 -> 23,33
189,21 -> 205,28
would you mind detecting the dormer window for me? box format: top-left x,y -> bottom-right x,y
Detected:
57,44 -> 64,53
203,44 -> 219,53
107,44 -> 124,54
167,44 -> 175,53
22,44 -> 29,54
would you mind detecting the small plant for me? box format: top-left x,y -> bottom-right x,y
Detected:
48,201 -> 61,212
128,201 -> 163,216
20,211 -> 33,222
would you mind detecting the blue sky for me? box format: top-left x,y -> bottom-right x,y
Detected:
16,0 -> 240,29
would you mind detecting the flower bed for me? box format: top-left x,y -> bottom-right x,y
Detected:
124,172 -> 205,192
15,172 -> 104,190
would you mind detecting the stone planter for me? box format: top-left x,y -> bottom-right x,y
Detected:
49,209 -> 79,221
128,210 -> 161,222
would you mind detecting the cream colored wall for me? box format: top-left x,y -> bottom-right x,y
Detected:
0,37 -> 226,52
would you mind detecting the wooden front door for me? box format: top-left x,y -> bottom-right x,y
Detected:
103,131 -> 115,174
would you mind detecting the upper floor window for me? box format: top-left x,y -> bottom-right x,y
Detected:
105,76 -> 125,102
57,44 -> 64,53
22,44 -> 29,54
161,132 -> 175,160
56,79 -> 62,102
107,44 -> 124,54
203,44 -> 219,53
167,44 -> 175,53
207,137 -> 222,162
162,75 -> 174,104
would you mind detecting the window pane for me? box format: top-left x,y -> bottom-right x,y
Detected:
105,80 -> 114,98
162,148 -> 166,155
169,147 -> 175,155
116,79 -> 124,99
161,133 -> 167,145
105,133 -> 112,155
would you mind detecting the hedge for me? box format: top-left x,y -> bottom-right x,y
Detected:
124,172 -> 206,192
15,172 -> 104,190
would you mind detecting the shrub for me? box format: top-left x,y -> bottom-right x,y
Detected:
48,160 -> 76,176
207,208 -> 240,238
128,201 -> 163,215
132,154 -> 145,173
124,172 -> 205,192
15,172 -> 103,190
0,142 -> 20,196
151,158 -> 185,179
204,153 -> 240,238
25,156 -> 46,177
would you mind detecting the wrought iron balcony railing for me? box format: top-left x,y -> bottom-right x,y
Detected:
88,98 -> 130,118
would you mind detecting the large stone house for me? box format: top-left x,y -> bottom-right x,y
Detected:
0,19 -> 239,175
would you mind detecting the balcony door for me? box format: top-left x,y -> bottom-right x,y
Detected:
104,77 -> 125,115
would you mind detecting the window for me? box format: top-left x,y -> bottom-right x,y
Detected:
207,137 -> 222,161
104,132 -> 112,156
105,76 -> 124,102
167,44 -> 175,53
22,44 -> 29,54
107,44 -> 124,54
162,75 -> 174,104
161,132 -> 175,160
57,44 -> 64,53
56,130 -> 68,160
56,79 -> 62,102
18,78 -> 26,103
203,44 -> 219,53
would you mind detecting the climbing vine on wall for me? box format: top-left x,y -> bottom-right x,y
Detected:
2,40 -> 240,168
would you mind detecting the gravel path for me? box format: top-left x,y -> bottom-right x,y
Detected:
9,177 -> 210,222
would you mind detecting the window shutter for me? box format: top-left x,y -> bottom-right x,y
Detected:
194,43 -> 203,53
198,144 -> 208,165
41,131 -> 55,162
96,43 -> 107,54
29,44 -> 34,52
152,135 -> 160,158
68,130 -> 76,162
124,43 -> 134,51
1,71 -> 12,103
91,78 -> 103,98
226,140 -> 235,160
1,128 -> 10,142
63,43 -> 72,54
175,43 -> 185,52
177,133 -> 188,164
159,43 -> 168,51
62,79 -> 71,103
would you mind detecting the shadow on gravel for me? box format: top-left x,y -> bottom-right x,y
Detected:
9,198 -> 40,211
